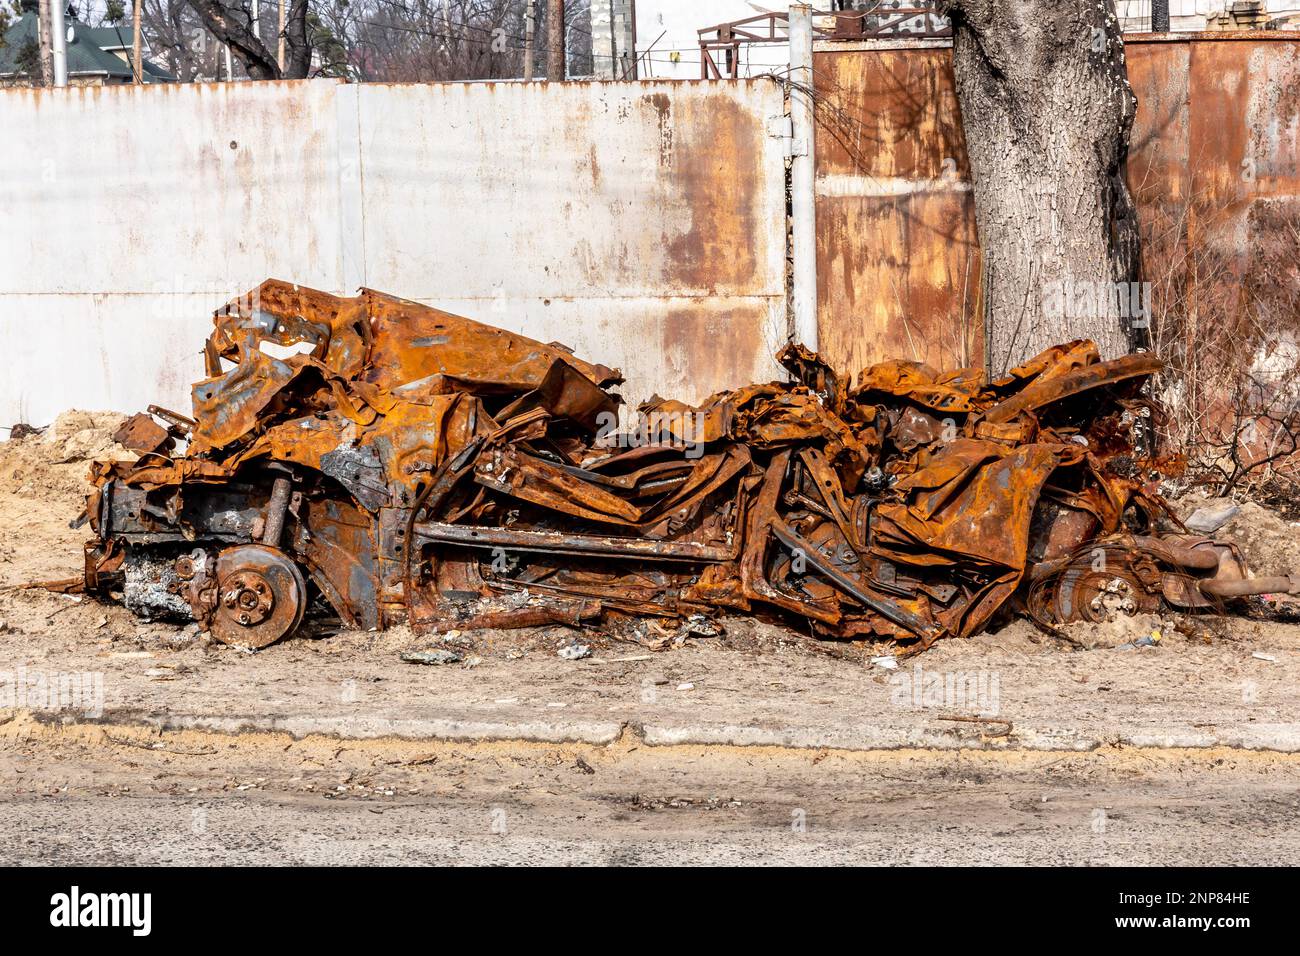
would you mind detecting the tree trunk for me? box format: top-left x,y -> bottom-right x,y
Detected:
940,0 -> 1141,373
546,0 -> 565,81
36,0 -> 54,86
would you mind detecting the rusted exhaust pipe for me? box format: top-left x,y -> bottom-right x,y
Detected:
1198,575 -> 1300,599
262,476 -> 293,549
1132,536 -> 1220,571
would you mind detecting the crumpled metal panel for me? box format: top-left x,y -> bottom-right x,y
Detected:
68,281 -> 1292,652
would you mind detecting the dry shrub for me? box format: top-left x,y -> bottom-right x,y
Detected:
1145,192 -> 1300,503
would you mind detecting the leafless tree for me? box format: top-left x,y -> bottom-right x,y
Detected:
118,1 -> 592,82
312,0 -> 591,82
187,0 -> 311,78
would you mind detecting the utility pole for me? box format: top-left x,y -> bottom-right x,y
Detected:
546,0 -> 564,81
132,0 -> 142,84
1151,0 -> 1170,32
278,0 -> 286,72
618,0 -> 637,80
524,0 -> 535,82
49,0 -> 68,86
36,0 -> 54,86
788,4 -> 818,352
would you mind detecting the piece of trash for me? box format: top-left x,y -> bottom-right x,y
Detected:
558,642 -> 592,660
401,649 -> 463,665
1117,633 -> 1160,650
1185,501 -> 1240,534
683,614 -> 722,637
1252,652 -> 1278,662
871,656 -> 900,670
676,682 -> 694,691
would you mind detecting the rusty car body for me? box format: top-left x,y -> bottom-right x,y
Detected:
73,279 -> 1295,651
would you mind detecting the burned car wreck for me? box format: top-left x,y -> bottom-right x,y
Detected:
71,279 -> 1297,651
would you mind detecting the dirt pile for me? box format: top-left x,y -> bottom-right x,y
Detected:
1173,493 -> 1300,579
0,411 -> 133,504
0,411 -> 136,590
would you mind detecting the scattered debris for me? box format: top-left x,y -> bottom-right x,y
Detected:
400,649 -> 463,666
59,280 -> 1299,653
936,715 -> 1013,737
683,614 -> 723,637
1116,633 -> 1161,650
1252,652 -> 1278,662
6,423 -> 42,441
557,642 -> 592,660
1185,501 -> 1241,534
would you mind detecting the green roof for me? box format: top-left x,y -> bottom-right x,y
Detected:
83,24 -> 135,50
0,12 -> 173,82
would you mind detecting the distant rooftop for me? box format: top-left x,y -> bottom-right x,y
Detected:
0,10 -> 174,82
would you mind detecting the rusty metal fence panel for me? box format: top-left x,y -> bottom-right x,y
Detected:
812,40 -> 981,382
813,33 -> 1300,381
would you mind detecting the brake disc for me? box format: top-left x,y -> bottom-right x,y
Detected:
211,544 -> 307,650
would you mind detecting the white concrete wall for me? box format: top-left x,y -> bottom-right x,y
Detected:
0,78 -> 789,426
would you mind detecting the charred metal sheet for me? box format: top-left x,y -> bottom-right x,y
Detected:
64,281 -> 1292,652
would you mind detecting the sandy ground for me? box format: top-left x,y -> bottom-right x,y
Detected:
6,714 -> 1300,865
4,415 -> 1300,864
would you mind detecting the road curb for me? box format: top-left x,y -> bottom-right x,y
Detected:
18,708 -> 1300,754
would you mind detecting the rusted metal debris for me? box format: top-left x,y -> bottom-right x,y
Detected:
67,279 -> 1297,652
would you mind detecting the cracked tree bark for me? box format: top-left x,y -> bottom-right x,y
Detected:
940,0 -> 1141,372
